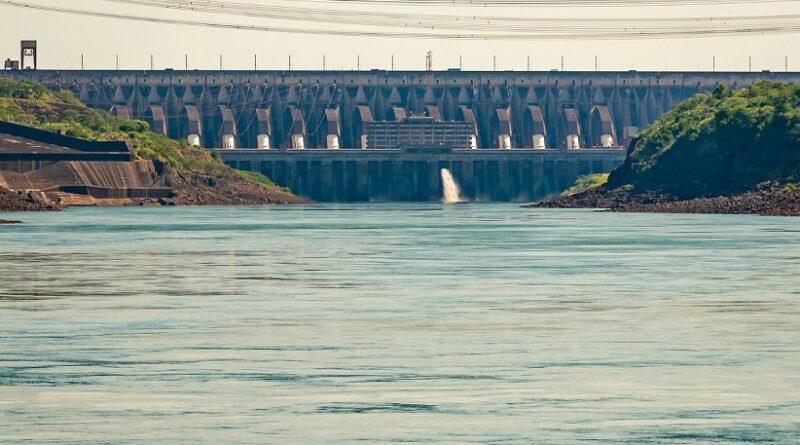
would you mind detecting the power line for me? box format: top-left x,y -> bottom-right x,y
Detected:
4,0 -> 800,40
97,0 -> 800,33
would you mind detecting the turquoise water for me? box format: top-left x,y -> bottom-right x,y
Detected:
1,204 -> 799,444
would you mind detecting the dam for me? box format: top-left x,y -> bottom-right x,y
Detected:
219,148 -> 625,202
2,69 -> 798,201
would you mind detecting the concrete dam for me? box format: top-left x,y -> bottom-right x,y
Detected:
3,69 -> 798,201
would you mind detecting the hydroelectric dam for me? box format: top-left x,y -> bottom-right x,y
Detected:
3,69 -> 798,201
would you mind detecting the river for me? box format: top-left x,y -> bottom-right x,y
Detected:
1,204 -> 798,444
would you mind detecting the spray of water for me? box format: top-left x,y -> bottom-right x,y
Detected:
440,168 -> 466,204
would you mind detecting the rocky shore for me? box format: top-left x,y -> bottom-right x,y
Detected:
532,181 -> 800,217
168,171 -> 309,206
0,187 -> 61,212
0,175 -> 308,212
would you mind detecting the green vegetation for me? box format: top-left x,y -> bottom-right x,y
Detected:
562,173 -> 609,196
0,78 -> 280,188
608,81 -> 800,196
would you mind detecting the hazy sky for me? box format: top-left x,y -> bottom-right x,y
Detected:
1,0 -> 799,72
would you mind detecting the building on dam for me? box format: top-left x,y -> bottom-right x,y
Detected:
2,68 -> 798,201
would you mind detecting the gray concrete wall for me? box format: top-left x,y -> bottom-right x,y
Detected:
219,149 -> 626,202
3,69 -> 798,150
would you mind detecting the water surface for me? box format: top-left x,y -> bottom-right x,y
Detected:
1,204 -> 799,444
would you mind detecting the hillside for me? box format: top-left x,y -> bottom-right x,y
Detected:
0,79 -> 305,211
537,81 -> 800,216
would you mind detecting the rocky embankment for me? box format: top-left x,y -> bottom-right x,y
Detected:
169,172 -> 308,206
0,186 -> 60,212
533,181 -> 800,216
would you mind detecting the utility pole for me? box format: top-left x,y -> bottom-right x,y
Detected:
115,54 -> 119,70
595,55 -> 598,72
786,56 -> 789,72
748,56 -> 752,72
288,54 -> 292,71
425,51 -> 433,71
459,54 -> 463,70
712,56 -> 716,72
323,54 -> 326,71
561,55 -> 564,71
150,54 -> 154,71
185,54 -> 188,71
527,55 -> 530,71
493,55 -> 496,71
219,55 -> 223,71
81,54 -> 84,70
391,55 -> 394,71
357,54 -> 360,71
254,54 -> 257,71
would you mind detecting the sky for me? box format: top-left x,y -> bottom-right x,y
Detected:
1,0 -> 799,72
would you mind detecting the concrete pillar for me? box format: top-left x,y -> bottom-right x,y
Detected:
257,134 -> 271,149
222,134 -> 235,149
292,134 -> 305,149
600,134 -> 614,148
326,134 -> 340,150
566,134 -> 580,150
187,134 -> 201,147
532,134 -> 546,150
469,134 -> 477,150
498,134 -> 512,150
360,134 -> 368,149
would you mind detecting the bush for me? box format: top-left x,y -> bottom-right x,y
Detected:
608,81 -> 800,196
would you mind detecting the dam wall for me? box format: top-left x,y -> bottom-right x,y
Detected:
219,149 -> 626,202
2,70 -> 799,150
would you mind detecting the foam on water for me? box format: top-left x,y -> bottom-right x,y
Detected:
440,168 -> 465,204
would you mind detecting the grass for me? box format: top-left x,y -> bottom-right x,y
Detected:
562,173 -> 609,196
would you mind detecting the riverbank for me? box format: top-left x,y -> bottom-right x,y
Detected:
532,180 -> 800,216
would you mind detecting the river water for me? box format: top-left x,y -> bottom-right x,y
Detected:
1,204 -> 799,444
